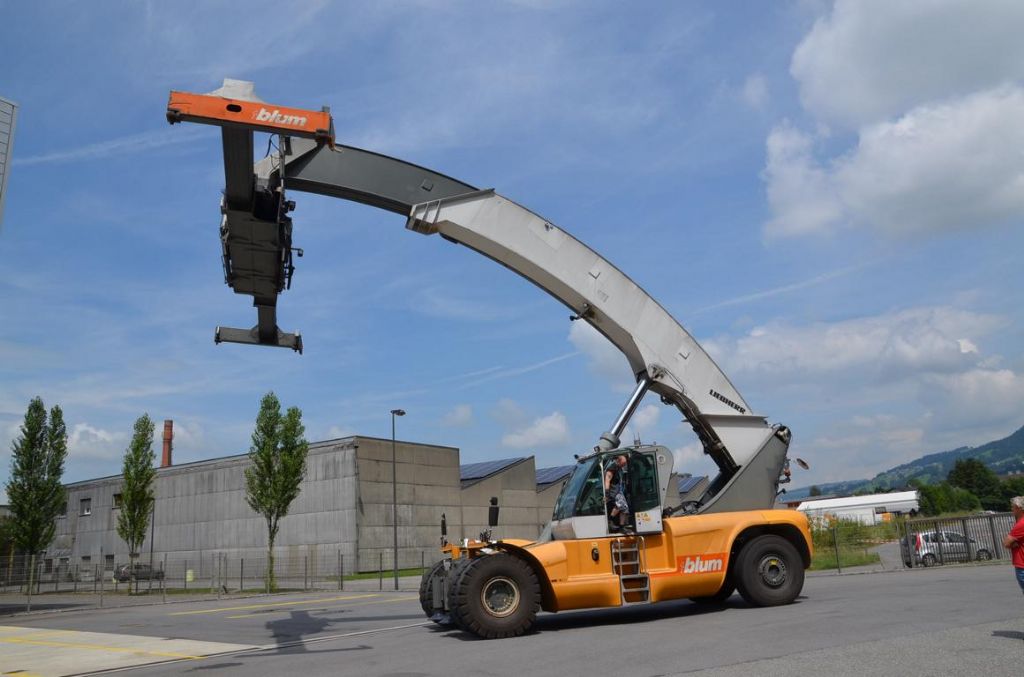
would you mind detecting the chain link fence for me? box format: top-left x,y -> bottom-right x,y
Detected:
1,549 -> 442,599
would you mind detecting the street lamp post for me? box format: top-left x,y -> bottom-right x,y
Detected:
390,408 -> 405,591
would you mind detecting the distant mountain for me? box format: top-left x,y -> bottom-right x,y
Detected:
786,424 -> 1024,500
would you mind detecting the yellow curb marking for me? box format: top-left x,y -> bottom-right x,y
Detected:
168,593 -> 381,616
224,594 -> 418,619
0,636 -> 201,659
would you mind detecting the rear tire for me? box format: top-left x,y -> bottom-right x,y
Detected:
444,558 -> 478,630
451,553 -> 540,639
922,553 -> 937,567
735,535 -> 804,607
419,561 -> 446,620
976,549 -> 992,561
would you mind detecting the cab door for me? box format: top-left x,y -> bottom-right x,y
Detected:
629,451 -> 663,534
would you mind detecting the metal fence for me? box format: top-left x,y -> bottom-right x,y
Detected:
808,511 -> 1017,572
899,512 -> 1016,568
0,549 -> 440,597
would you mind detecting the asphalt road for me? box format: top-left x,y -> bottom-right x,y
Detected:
2,564 -> 1021,677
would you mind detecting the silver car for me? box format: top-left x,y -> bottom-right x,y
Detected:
905,530 -> 993,567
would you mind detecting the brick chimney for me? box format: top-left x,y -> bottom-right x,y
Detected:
161,420 -> 173,468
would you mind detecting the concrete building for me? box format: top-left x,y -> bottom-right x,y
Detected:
51,432 -> 465,575
535,465 -> 573,525
459,457 -> 540,541
797,490 -> 920,526
45,424 -> 584,578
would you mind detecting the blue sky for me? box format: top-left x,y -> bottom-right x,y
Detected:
2,1 -> 1023,500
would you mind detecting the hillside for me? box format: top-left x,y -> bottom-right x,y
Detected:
787,424 -> 1024,500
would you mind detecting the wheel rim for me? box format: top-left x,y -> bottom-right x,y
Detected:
757,553 -> 788,588
481,576 -> 520,618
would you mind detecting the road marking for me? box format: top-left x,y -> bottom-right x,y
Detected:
69,621 -> 432,675
224,594 -> 418,619
167,593 -> 381,616
0,626 -> 256,676
0,636 -> 202,659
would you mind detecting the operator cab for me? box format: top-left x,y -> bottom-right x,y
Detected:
549,445 -> 673,540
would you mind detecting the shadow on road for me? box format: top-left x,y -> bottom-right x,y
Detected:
991,629 -> 1024,641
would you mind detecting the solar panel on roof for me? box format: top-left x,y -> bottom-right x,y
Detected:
677,475 -> 705,493
535,465 -> 574,485
460,457 -> 527,481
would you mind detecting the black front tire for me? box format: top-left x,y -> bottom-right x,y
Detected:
735,535 -> 804,607
922,553 -> 937,567
451,554 -> 540,639
976,549 -> 992,561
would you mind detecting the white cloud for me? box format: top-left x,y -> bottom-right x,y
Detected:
706,306 -> 1004,379
626,404 -> 661,444
762,122 -> 842,237
791,0 -> 1024,129
568,321 -> 633,392
441,404 -> 473,428
740,74 -> 769,110
67,423 -> 128,461
921,368 -> 1024,428
767,88 -> 1024,237
502,412 -> 570,449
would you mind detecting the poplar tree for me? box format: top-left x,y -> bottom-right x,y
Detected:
6,398 -> 68,592
116,414 -> 156,593
244,392 -> 308,591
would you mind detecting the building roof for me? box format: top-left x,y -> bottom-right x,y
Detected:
797,490 -> 919,512
460,457 -> 529,487
677,475 -> 706,494
535,465 -> 574,488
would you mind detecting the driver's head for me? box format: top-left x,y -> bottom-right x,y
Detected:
615,454 -> 627,467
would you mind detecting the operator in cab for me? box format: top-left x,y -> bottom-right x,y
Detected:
604,454 -> 631,533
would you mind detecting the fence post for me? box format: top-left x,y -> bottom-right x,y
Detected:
833,524 -> 841,574
162,554 -> 167,604
988,515 -> 1001,560
213,554 -> 219,599
304,555 -> 308,592
184,558 -> 189,592
240,558 -> 244,593
378,552 -> 383,591
337,551 -> 342,591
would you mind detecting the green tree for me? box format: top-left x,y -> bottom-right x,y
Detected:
244,392 -> 308,592
808,485 -> 822,497
5,398 -> 68,593
917,481 -> 981,516
1000,475 -> 1024,504
116,414 -> 156,594
947,459 -> 1002,510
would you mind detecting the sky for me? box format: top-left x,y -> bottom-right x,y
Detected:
1,0 -> 1022,501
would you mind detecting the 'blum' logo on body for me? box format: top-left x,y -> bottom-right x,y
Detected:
679,554 -> 725,574
254,108 -> 308,127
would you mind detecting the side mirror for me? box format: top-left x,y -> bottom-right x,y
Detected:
488,497 -> 500,528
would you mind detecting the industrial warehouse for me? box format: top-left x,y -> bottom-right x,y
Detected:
44,421 -> 575,579
37,421 -> 710,583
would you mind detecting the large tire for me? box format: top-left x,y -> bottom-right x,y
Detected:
450,553 -> 540,639
735,535 -> 804,607
419,561 -> 446,619
444,557 -> 479,631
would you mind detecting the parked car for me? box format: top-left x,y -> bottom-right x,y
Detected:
901,530 -> 993,567
114,563 -> 165,582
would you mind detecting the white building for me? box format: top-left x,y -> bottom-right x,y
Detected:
797,490 -> 919,526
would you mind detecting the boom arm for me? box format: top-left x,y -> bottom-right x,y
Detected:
168,81 -> 793,502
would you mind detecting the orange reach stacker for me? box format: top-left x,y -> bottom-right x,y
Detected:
168,80 -> 814,639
